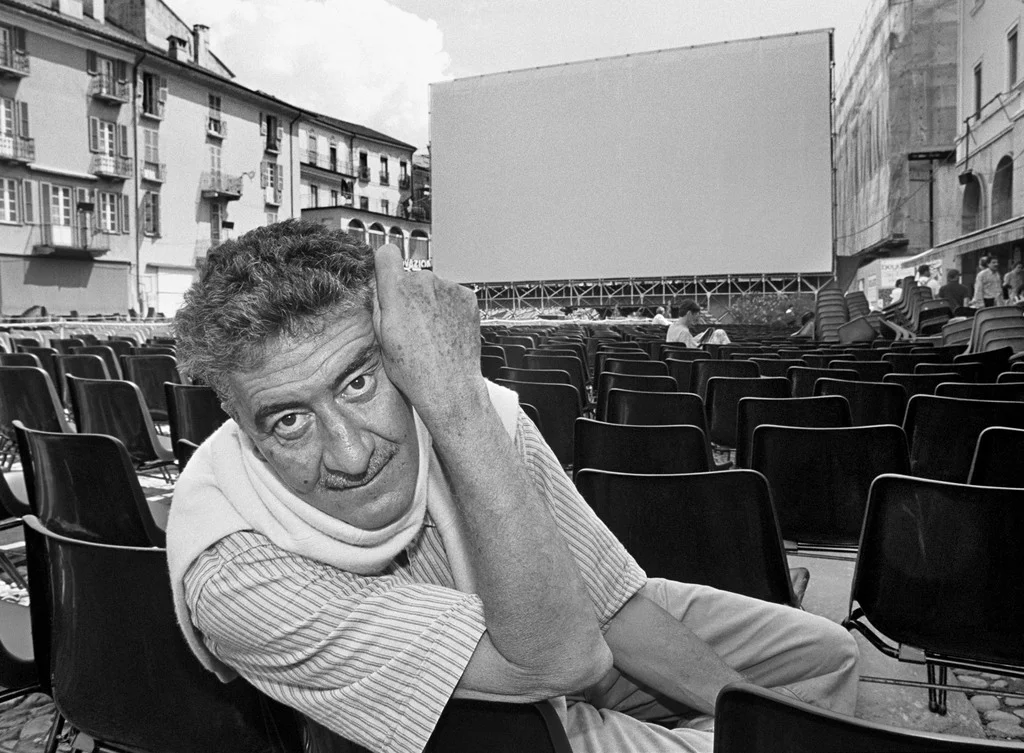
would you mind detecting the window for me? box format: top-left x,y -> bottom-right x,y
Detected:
208,94 -> 221,115
261,160 -> 283,204
329,145 -> 338,171
359,196 -> 369,211
141,72 -> 167,118
379,156 -> 389,184
1009,27 -> 1019,89
86,52 -> 127,97
89,118 -> 127,157
210,202 -> 223,244
310,184 -> 319,208
0,178 -> 17,223
98,191 -> 119,232
210,144 -> 222,175
266,211 -> 278,225
0,25 -> 27,72
380,199 -> 389,216
262,114 -> 281,150
330,189 -> 338,206
974,63 -> 983,118
50,185 -> 72,226
400,161 -> 408,180
143,128 -> 159,165
208,94 -> 224,136
23,179 -> 34,223
142,192 -> 160,235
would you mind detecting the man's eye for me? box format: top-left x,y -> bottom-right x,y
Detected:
345,372 -> 375,395
273,413 -> 309,438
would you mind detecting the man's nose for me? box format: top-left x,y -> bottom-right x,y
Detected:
319,409 -> 374,476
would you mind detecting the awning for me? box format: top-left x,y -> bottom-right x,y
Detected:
931,214 -> 1024,258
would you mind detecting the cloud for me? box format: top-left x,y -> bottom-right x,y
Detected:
165,0 -> 450,149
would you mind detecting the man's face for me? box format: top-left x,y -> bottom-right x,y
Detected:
989,259 -> 1000,272
225,307 -> 419,529
684,308 -> 700,327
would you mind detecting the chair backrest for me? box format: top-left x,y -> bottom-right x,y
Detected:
102,338 -> 134,359
498,367 -> 571,386
71,345 -> 122,379
0,352 -> 40,368
704,377 -> 790,448
575,470 -> 794,605
882,371 -> 962,397
602,358 -> 668,377
825,360 -> 892,382
787,366 -> 860,398
914,361 -> 984,381
955,345 -> 1013,381
494,380 -> 581,467
480,354 -> 504,381
749,424 -> 909,546
749,358 -> 803,378
15,424 -> 163,546
523,354 -> 586,397
605,389 -> 706,431
164,383 -> 230,448
934,381 -> 1024,402
572,418 -> 710,481
690,360 -> 760,400
735,396 -> 851,468
55,354 -> 110,404
67,376 -> 167,467
16,346 -> 59,388
714,682 -> 1021,753
22,516 -> 300,753
997,370 -> 1024,383
812,378 -> 907,427
122,355 -> 182,422
881,352 -> 937,373
134,346 -> 177,357
903,394 -> 1024,482
850,474 -> 1024,670
657,346 -> 710,362
968,426 -> 1024,487
596,373 -> 677,421
500,343 -> 527,369
0,367 -> 71,448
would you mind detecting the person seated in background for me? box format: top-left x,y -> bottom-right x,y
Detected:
651,306 -> 671,326
166,221 -> 857,753
938,269 -> 971,310
666,300 -> 730,346
888,279 -> 903,306
915,264 -> 940,297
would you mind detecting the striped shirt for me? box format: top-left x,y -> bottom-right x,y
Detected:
183,411 -> 646,753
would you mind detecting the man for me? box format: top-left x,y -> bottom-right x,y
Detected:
167,221 -> 857,753
888,279 -> 903,306
938,269 -> 971,310
666,300 -> 730,346
976,256 -> 1003,307
915,264 -> 940,297
651,306 -> 671,326
1004,260 -> 1023,303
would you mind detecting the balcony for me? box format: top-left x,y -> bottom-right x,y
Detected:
34,223 -> 111,257
265,136 -> 280,154
0,135 -> 34,163
357,165 -> 371,182
90,74 -> 130,104
302,150 -> 353,175
90,154 -> 133,180
141,162 -> 167,183
200,171 -> 243,200
141,101 -> 165,121
398,175 -> 411,190
207,116 -> 227,139
0,46 -> 29,78
264,185 -> 281,206
379,172 -> 390,186
341,193 -> 354,206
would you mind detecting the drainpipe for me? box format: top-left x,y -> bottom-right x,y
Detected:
288,111 -> 302,217
131,51 -> 148,316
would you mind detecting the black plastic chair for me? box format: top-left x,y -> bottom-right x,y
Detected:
15,423 -> 166,547
787,366 -> 859,398
704,377 -> 789,448
495,380 -> 581,467
134,345 -> 177,358
66,376 -> 176,477
0,352 -> 40,368
71,344 -> 123,380
605,389 -> 705,428
22,515 -> 302,753
122,354 -> 182,422
164,383 -> 231,467
749,424 -> 909,551
690,360 -> 759,400
480,354 -> 504,381
844,474 -> 1024,715
54,353 -> 109,408
16,346 -> 60,390
595,373 -> 677,422
915,361 -> 984,381
955,345 -> 1012,382
601,358 -> 668,377
0,366 -> 72,456
881,352 -> 940,373
903,395 -> 1024,483
826,359 -> 892,382
997,371 -> 1024,383
749,358 -> 803,378
883,371 -> 963,397
523,354 -> 587,400
812,378 -> 907,427
735,396 -> 851,468
572,418 -> 709,482
576,469 -> 795,605
657,346 -> 710,363
714,682 -> 1020,752
934,381 -> 1024,402
967,426 -> 1024,487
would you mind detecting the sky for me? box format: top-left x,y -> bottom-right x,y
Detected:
166,0 -> 875,151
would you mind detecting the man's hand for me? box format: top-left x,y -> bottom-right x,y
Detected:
372,244 -> 485,427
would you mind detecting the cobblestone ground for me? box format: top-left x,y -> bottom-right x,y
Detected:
955,670 -> 1024,741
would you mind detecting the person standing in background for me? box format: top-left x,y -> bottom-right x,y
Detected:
938,270 -> 971,310
976,257 -> 1003,307
1003,261 -> 1023,303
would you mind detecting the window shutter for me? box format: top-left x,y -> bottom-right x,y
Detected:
22,179 -> 34,224
115,59 -> 127,82
86,50 -> 97,74
260,161 -> 269,188
13,28 -> 25,52
17,101 -> 28,138
276,125 -> 284,142
260,114 -> 267,137
120,194 -> 130,234
153,194 -> 160,236
40,183 -> 51,226
118,124 -> 129,157
158,77 -> 168,102
88,117 -> 99,152
0,99 -> 13,138
275,165 -> 283,193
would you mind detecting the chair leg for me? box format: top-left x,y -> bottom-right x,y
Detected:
42,710 -> 65,753
0,551 -> 27,590
927,663 -> 948,715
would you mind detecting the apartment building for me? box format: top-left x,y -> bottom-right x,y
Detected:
0,0 -> 300,317
296,113 -> 431,264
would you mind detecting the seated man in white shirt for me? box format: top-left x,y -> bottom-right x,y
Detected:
915,264 -> 941,297
666,300 -> 730,346
651,306 -> 671,326
167,221 -> 857,753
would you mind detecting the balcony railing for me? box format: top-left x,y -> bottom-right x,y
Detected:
0,46 -> 29,77
265,136 -> 280,153
207,116 -> 227,138
141,161 -> 167,183
36,223 -> 111,254
90,74 -> 130,103
302,150 -> 353,174
141,101 -> 165,120
357,165 -> 371,182
398,175 -> 411,190
0,135 -> 34,163
90,154 -> 133,180
200,171 -> 243,199
264,185 -> 281,206
379,172 -> 390,186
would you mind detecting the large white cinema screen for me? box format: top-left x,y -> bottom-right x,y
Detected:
430,31 -> 834,283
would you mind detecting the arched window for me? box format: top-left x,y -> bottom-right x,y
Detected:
347,219 -> 365,243
388,227 -> 406,256
992,156 -> 1013,224
368,222 -> 386,250
962,174 -> 983,234
409,230 -> 430,261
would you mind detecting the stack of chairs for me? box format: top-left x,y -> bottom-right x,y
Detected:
814,283 -> 849,343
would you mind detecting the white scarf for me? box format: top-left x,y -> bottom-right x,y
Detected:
166,380 -> 519,681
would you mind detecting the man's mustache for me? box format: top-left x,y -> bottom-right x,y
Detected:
319,443 -> 397,491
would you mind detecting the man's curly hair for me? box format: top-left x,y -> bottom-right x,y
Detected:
175,219 -> 375,402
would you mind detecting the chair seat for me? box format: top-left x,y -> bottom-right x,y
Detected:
0,599 -> 32,665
